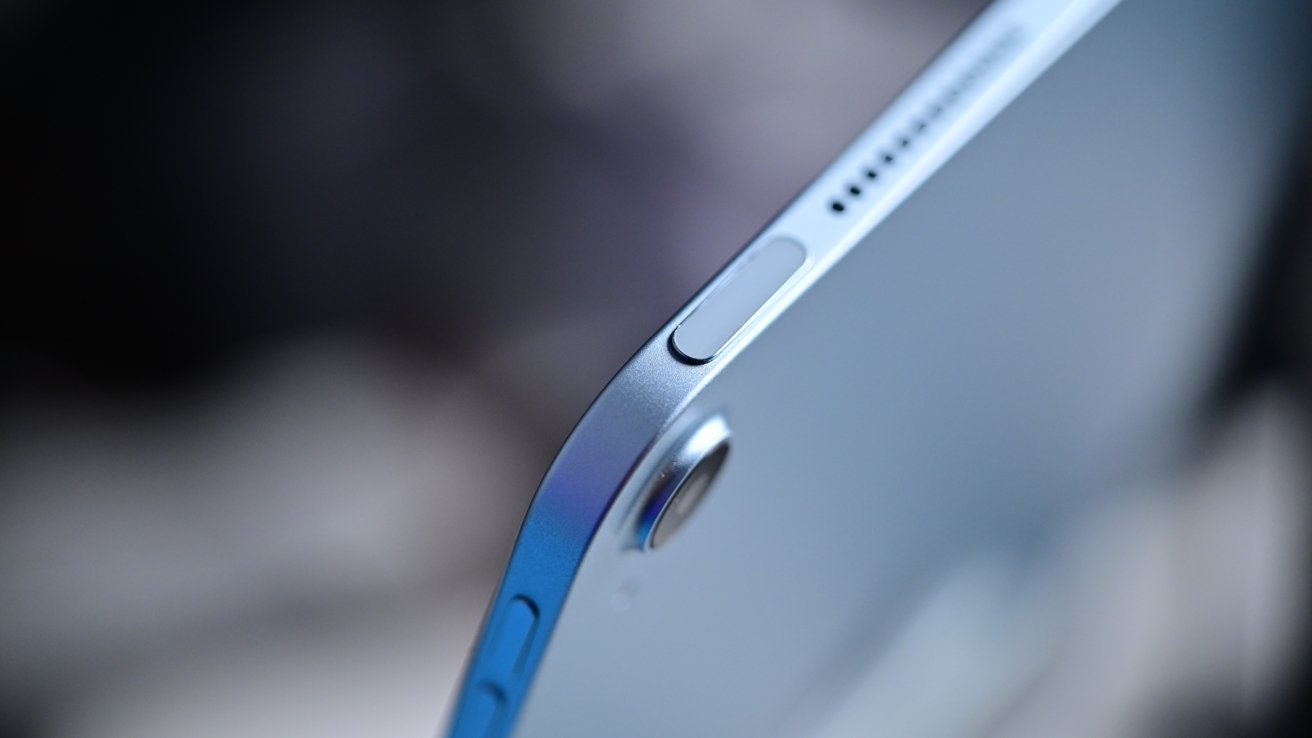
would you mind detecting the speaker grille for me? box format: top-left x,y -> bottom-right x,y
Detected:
828,28 -> 1020,216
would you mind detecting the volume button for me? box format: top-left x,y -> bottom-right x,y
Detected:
485,596 -> 538,680
451,685 -> 503,738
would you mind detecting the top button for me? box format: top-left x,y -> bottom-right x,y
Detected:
671,238 -> 807,363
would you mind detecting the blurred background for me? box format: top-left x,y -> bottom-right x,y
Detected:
3,1 -> 1310,736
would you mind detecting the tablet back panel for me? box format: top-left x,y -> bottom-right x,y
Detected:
508,0 -> 1311,736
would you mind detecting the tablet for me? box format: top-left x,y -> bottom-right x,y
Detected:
447,0 -> 1312,735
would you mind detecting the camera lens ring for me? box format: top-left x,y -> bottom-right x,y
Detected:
635,415 -> 731,551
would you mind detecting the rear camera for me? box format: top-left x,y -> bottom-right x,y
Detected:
647,442 -> 728,549
635,415 -> 732,550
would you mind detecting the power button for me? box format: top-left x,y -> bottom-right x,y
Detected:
671,238 -> 807,363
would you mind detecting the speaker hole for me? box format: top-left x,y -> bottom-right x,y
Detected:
830,200 -> 846,213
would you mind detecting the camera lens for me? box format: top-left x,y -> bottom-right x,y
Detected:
648,442 -> 729,549
635,415 -> 732,550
